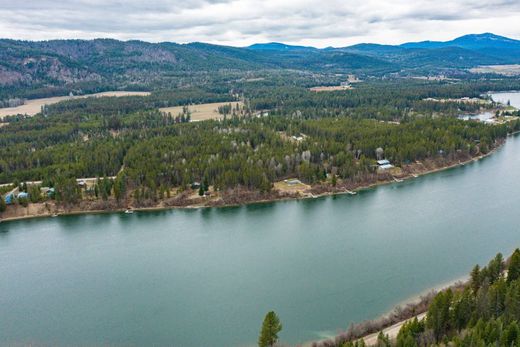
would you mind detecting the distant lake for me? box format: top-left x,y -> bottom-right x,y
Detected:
491,91 -> 520,107
459,111 -> 494,121
2,92 -> 520,347
459,91 -> 520,121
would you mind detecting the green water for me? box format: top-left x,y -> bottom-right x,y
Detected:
1,96 -> 520,347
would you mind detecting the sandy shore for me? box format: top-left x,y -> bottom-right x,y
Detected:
361,276 -> 469,346
301,274 -> 469,347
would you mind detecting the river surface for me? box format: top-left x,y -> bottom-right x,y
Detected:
1,93 -> 520,347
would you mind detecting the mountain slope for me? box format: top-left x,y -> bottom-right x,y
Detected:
400,33 -> 520,50
399,33 -> 520,63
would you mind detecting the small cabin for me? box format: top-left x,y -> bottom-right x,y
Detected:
379,164 -> 394,170
17,192 -> 29,199
285,179 -> 302,186
4,193 -> 13,205
377,159 -> 394,171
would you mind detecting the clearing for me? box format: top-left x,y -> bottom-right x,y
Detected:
159,101 -> 244,122
310,85 -> 353,92
0,91 -> 150,118
274,179 -> 311,194
470,65 -> 520,76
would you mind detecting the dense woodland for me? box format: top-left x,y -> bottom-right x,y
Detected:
1,77 -> 520,206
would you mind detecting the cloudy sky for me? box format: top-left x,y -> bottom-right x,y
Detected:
1,0 -> 519,47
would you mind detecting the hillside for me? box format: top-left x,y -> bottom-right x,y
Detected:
1,33 -> 520,100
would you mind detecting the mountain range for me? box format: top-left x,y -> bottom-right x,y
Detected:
250,33 -> 520,68
1,33 -> 519,93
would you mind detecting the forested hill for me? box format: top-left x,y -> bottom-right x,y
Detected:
1,33 -> 520,98
0,39 -> 390,89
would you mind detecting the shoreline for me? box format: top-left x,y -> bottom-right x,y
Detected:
305,275 -> 470,347
0,142 -> 503,224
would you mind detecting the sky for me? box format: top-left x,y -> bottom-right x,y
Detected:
0,0 -> 519,48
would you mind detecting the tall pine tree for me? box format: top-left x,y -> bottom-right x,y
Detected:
508,249 -> 520,283
258,311 -> 282,347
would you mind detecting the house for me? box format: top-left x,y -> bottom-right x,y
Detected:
377,159 -> 394,171
191,182 -> 201,189
285,179 -> 302,186
17,192 -> 29,199
4,193 -> 13,205
379,164 -> 394,170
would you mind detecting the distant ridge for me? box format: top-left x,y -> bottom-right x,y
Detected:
400,33 -> 520,50
246,33 -> 520,52
1,33 -> 520,94
247,42 -> 317,51
335,33 -> 520,66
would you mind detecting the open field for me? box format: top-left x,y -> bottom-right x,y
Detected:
0,91 -> 151,118
159,101 -> 244,121
470,64 -> 520,76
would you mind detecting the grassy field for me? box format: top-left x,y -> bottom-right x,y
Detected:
159,101 -> 244,121
0,91 -> 150,118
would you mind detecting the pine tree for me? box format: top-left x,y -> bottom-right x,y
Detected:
376,332 -> 391,347
471,264 -> 481,293
0,195 -> 6,212
427,289 -> 453,341
258,311 -> 282,347
508,249 -> 520,283
331,174 -> 337,187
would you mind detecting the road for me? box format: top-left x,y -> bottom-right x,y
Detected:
363,313 -> 427,345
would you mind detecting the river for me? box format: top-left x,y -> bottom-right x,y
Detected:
1,93 -> 520,346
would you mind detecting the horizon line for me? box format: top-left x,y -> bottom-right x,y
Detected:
0,32 -> 517,50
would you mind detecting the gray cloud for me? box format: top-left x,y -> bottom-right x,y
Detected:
0,0 -> 519,47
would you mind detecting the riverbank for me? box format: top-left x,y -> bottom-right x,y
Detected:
0,142 -> 504,224
307,275 -> 469,347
